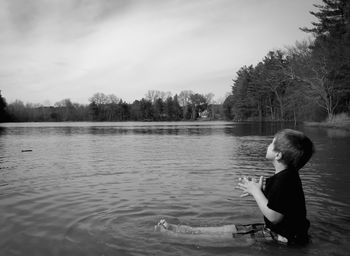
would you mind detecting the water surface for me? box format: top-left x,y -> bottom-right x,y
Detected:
0,122 -> 349,256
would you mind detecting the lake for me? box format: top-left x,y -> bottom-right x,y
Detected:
0,121 -> 349,256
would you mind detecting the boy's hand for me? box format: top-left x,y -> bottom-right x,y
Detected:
237,176 -> 264,197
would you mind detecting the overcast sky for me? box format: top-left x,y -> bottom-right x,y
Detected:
0,0 -> 320,105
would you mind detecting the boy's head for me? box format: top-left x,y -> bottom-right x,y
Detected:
268,129 -> 315,170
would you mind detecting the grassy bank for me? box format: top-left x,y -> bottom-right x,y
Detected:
303,113 -> 350,131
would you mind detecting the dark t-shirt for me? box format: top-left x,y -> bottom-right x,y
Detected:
263,168 -> 310,244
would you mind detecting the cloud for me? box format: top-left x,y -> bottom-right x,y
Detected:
0,0 -> 321,104
1,0 -> 134,40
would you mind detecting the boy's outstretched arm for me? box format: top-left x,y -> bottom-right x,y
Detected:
238,177 -> 283,224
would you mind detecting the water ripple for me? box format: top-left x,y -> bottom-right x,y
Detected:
0,122 -> 349,255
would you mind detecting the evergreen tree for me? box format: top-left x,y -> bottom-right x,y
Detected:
153,98 -> 164,121
301,0 -> 350,118
173,94 -> 182,120
231,66 -> 256,120
130,100 -> 142,121
0,91 -> 9,122
223,94 -> 235,120
140,99 -> 153,121
89,101 -> 99,121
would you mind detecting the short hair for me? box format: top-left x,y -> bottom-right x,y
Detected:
273,129 -> 315,170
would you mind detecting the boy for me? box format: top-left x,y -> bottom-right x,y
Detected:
237,128 -> 314,245
155,129 -> 314,246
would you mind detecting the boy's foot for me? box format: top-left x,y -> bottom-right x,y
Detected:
154,219 -> 170,232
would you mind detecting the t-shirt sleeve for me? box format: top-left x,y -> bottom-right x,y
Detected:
266,178 -> 292,215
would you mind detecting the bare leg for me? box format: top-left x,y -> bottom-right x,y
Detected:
154,219 -> 254,246
155,219 -> 237,236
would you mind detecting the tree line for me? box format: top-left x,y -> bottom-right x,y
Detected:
224,0 -> 350,122
0,90 -> 224,122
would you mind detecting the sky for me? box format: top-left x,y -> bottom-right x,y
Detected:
0,0 -> 321,105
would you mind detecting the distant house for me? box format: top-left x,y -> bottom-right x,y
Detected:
199,110 -> 209,119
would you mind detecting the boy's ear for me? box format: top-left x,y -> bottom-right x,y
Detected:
275,152 -> 282,161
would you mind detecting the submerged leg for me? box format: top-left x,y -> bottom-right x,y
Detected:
154,219 -> 255,247
155,219 -> 237,236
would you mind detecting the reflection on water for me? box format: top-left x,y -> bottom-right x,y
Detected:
0,122 -> 349,256
325,128 -> 350,138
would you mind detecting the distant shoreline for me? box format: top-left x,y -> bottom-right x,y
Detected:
2,119 -> 350,131
303,121 -> 350,131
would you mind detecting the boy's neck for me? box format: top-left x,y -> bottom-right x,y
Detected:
273,161 -> 288,174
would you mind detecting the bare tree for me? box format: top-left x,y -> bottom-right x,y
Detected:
285,41 -> 341,121
89,92 -> 109,106
178,90 -> 193,107
145,90 -> 172,103
178,90 -> 193,120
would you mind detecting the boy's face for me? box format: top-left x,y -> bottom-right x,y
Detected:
266,138 -> 277,160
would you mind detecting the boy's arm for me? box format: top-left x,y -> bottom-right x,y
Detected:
238,177 -> 283,224
250,188 -> 284,224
